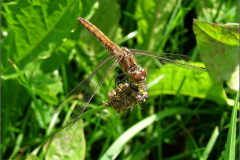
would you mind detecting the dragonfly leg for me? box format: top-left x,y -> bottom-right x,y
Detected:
115,73 -> 126,89
115,73 -> 129,96
136,104 -> 143,110
123,112 -> 128,117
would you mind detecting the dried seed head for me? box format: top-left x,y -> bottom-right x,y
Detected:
103,81 -> 149,114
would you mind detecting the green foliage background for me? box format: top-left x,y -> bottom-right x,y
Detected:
1,0 -> 239,159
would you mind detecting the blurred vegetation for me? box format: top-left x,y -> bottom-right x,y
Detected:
1,0 -> 239,159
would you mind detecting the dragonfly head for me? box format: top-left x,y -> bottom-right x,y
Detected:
130,67 -> 147,82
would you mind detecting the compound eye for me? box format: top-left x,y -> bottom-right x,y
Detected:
141,68 -> 147,77
132,71 -> 141,81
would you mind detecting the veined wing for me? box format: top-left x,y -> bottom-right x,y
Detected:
51,55 -> 121,130
130,49 -> 208,72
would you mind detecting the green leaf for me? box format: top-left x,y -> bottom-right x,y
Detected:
1,79 -> 30,157
34,87 -> 58,105
226,65 -> 239,92
44,120 -> 86,160
1,0 -> 80,79
147,63 -> 228,105
134,0 -> 177,51
193,19 -> 239,84
40,39 -> 75,74
5,59 -> 46,128
32,70 -> 62,105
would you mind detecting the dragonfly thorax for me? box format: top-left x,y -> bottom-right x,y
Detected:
118,47 -> 147,82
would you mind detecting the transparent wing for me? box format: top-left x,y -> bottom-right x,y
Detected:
129,49 -> 208,72
51,55 -> 122,130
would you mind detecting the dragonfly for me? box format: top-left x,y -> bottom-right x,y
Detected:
51,17 -> 208,130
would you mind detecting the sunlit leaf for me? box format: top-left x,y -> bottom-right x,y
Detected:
43,120 -> 86,160
226,65 -> 239,92
40,40 -> 75,74
1,0 -> 80,79
193,19 -> 239,84
147,63 -> 228,105
32,70 -> 62,105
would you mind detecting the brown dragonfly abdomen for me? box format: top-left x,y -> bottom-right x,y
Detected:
77,17 -> 120,55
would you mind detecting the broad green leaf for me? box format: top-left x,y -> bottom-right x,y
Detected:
147,62 -> 228,105
44,120 -> 86,160
32,70 -> 62,105
193,19 -> 239,84
1,0 -> 80,79
226,65 -> 239,92
34,87 -> 58,105
40,39 -> 75,74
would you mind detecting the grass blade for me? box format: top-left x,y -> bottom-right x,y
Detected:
224,90 -> 239,160
100,107 -> 190,160
201,126 -> 219,160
